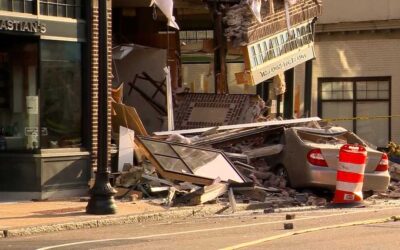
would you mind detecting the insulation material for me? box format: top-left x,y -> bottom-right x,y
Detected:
273,72 -> 286,95
248,0 -> 263,23
164,66 -> 174,131
118,126 -> 134,172
150,0 -> 179,30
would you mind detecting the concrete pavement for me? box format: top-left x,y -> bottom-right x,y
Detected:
2,205 -> 400,250
1,197 -> 399,239
0,197 -> 307,238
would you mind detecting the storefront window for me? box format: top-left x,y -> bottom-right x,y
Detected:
0,0 -> 35,14
40,40 -> 82,149
0,35 -> 39,152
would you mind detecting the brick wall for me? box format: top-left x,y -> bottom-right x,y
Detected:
90,0 -> 113,170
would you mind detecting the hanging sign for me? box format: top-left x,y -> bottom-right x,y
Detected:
244,20 -> 315,85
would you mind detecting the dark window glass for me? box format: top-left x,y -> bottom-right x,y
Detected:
40,41 -> 82,149
57,4 -> 66,17
66,5 -> 74,18
48,1 -> 56,15
0,0 -> 8,10
13,0 -> 24,12
40,2 -> 47,15
25,0 -> 33,13
0,0 -> 35,13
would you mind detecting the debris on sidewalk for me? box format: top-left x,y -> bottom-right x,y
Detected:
111,116 -> 338,209
110,93 -> 389,210
174,181 -> 228,206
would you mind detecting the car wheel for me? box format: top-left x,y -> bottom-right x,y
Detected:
275,165 -> 291,186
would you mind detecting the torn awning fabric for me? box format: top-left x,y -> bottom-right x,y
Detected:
150,0 -> 180,30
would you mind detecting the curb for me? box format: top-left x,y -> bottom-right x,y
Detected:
1,203 -> 233,238
0,203 -> 320,238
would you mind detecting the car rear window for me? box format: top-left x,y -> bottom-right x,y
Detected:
296,130 -> 363,145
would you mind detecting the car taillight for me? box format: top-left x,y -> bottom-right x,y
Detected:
307,149 -> 328,167
375,153 -> 389,171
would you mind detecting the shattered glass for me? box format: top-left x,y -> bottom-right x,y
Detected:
139,137 -> 244,183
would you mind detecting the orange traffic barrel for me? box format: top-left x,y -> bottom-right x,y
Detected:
332,144 -> 367,206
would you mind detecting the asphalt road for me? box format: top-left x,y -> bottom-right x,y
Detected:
1,206 -> 400,250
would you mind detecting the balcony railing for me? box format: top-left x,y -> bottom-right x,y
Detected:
224,0 -> 322,45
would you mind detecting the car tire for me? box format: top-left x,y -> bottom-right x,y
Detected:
275,165 -> 291,187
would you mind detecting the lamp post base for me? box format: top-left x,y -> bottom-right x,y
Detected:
86,171 -> 117,215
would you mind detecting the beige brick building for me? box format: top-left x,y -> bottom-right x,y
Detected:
296,0 -> 400,147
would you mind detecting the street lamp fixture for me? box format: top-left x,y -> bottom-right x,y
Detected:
86,0 -> 117,215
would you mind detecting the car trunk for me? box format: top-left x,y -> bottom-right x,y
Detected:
296,129 -> 382,173
320,147 -> 382,173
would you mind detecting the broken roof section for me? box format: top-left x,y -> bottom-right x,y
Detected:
154,117 -> 321,136
173,93 -> 263,130
136,136 -> 246,185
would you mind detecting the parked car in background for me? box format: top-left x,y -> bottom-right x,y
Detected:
269,126 -> 390,192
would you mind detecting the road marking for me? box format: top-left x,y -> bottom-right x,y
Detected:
219,216 -> 399,250
36,208 -> 398,250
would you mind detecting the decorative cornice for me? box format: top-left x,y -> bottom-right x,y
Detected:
316,19 -> 400,33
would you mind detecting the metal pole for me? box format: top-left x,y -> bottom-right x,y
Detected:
86,0 -> 117,215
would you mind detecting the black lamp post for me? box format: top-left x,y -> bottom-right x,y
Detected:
86,0 -> 117,215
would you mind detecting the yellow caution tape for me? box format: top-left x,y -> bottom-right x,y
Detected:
322,115 -> 400,122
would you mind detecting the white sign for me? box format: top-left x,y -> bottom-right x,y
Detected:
245,19 -> 315,85
26,96 -> 38,115
251,45 -> 315,85
164,66 -> 174,131
118,126 -> 135,172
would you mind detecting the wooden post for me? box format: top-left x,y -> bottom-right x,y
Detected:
284,68 -> 294,119
212,3 -> 228,94
304,60 -> 313,117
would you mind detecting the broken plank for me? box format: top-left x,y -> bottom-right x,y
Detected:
141,174 -> 174,187
243,144 -> 284,159
174,182 -> 228,206
228,188 -> 237,213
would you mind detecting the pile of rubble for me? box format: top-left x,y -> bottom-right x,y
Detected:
378,141 -> 400,199
110,87 -> 393,210
111,113 -> 329,209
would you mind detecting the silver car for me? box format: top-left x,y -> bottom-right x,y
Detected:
271,126 -> 390,192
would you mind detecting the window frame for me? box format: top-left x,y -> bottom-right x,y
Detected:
0,0 -> 36,14
317,76 -> 392,143
0,0 -> 84,19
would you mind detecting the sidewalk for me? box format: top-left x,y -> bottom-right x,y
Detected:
2,197 -> 398,239
0,198 -> 284,238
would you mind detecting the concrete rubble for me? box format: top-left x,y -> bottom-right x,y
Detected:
111,86 -> 393,210
112,116 -> 331,210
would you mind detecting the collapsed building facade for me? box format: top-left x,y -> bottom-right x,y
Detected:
1,0 -> 399,201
